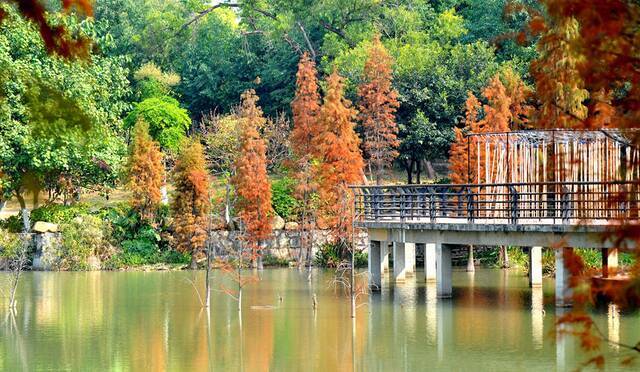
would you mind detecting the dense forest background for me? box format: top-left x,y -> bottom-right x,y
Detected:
1,0 -> 541,191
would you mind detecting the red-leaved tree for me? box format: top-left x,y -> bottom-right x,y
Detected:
357,35 -> 400,185
232,89 -> 273,266
128,120 -> 165,221
317,70 -> 365,243
521,1 -> 640,368
290,52 -> 321,270
172,138 -> 211,269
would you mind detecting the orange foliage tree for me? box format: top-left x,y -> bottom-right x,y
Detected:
449,71 -> 533,185
530,15 -> 589,129
317,70 -> 365,243
232,89 -> 273,266
290,52 -> 322,269
357,35 -> 400,185
172,138 -> 210,269
522,1 -> 640,367
448,92 -> 481,185
128,120 -> 165,221
291,52 -> 322,159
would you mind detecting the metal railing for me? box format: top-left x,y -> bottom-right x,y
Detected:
352,181 -> 640,225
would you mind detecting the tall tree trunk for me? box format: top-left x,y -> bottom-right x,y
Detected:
405,159 -> 413,184
16,193 -> 29,233
224,180 -> 232,226
190,251 -> 198,269
350,243 -> 356,319
161,158 -> 169,205
415,157 -> 422,184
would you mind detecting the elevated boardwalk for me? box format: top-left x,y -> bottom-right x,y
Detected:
352,181 -> 639,306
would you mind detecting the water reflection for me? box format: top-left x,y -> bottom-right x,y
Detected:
1,269 -> 638,370
532,286 -> 544,350
608,303 -> 620,352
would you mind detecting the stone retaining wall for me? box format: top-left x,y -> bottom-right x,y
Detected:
21,229 -> 369,271
210,229 -> 369,261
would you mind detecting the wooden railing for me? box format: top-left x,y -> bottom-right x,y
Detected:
352,181 -> 640,225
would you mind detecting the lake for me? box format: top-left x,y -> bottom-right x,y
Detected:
0,268 -> 638,371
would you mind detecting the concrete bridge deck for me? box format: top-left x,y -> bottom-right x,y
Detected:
352,181 -> 640,307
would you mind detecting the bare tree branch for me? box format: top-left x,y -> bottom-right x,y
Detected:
297,21 -> 316,60
178,2 -> 241,33
320,20 -> 355,48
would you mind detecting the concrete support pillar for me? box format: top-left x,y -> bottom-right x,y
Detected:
555,247 -> 574,307
436,243 -> 452,298
424,243 -> 437,282
368,241 -> 382,290
602,248 -> 619,278
381,242 -> 390,273
404,242 -> 416,276
393,242 -> 406,283
529,246 -> 543,287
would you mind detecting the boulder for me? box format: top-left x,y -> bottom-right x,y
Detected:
32,221 -> 59,233
272,215 -> 285,230
284,221 -> 299,230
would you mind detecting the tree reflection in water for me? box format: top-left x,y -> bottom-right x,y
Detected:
1,269 -> 639,370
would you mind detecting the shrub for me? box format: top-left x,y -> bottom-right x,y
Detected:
262,254 -> 290,267
99,203 -> 181,269
59,215 -> 111,270
271,177 -> 300,221
0,215 -> 22,233
314,243 -> 367,268
315,243 -> 341,268
0,228 -> 22,258
0,228 -> 26,270
31,203 -> 89,224
507,246 -> 529,269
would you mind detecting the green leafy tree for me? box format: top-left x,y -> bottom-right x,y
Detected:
0,5 -> 130,230
124,96 -> 191,153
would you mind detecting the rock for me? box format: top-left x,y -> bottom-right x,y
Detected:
32,221 -> 59,233
87,256 -> 101,271
285,221 -> 299,230
272,215 -> 285,230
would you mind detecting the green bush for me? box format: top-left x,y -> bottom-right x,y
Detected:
0,215 -> 22,233
314,243 -> 368,268
271,177 -> 300,221
262,254 -> 290,267
99,203 -> 181,269
59,215 -> 111,270
354,250 -> 368,268
0,228 -> 22,259
315,243 -> 341,268
31,203 -> 89,224
542,248 -> 555,276
507,246 -> 529,269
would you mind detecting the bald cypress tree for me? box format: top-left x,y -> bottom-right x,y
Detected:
172,138 -> 210,269
317,70 -> 365,242
233,89 -> 273,267
357,35 -> 400,184
128,120 -> 165,221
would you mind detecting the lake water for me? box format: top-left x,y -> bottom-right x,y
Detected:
0,268 -> 638,371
